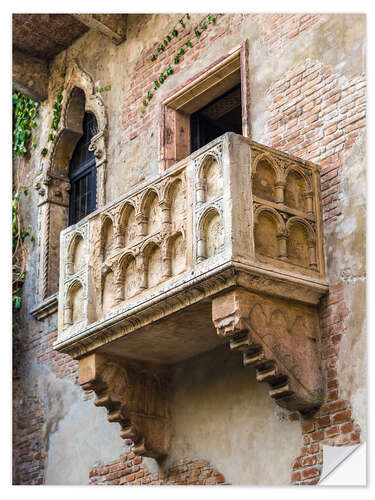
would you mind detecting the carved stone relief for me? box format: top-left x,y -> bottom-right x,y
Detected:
251,143 -> 320,273
78,353 -> 171,458
212,288 -> 323,413
34,61 -> 108,312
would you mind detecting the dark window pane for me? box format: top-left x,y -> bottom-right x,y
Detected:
69,112 -> 98,225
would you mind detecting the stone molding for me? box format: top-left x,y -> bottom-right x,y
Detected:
29,293 -> 58,321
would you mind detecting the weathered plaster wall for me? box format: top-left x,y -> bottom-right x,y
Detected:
166,346 -> 302,485
13,12 -> 366,486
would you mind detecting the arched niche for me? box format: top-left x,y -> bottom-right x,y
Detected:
64,280 -> 84,326
252,157 -> 277,202
71,233 -> 85,274
285,168 -> 309,212
196,155 -> 222,205
120,203 -> 137,247
101,216 -> 114,259
66,232 -> 85,275
120,253 -> 138,299
254,208 -> 282,259
286,219 -> 315,268
169,232 -> 186,276
197,208 -> 224,261
168,180 -> 185,227
203,155 -> 222,201
102,269 -> 116,316
144,242 -> 162,289
143,191 -> 161,235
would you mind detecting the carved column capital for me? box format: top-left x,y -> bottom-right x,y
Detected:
35,173 -> 70,207
78,353 -> 170,458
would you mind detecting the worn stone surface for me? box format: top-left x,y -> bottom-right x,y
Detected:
12,49 -> 49,101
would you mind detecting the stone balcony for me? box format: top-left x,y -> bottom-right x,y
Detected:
54,133 -> 328,458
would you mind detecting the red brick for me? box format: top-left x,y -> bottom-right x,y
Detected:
318,415 -> 331,428
302,456 -> 317,467
292,471 -> 301,482
340,422 -> 354,434
310,430 -> 324,442
332,410 -> 352,424
302,420 -> 316,433
302,467 -> 320,479
325,426 -> 340,438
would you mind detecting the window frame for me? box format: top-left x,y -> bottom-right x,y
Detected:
159,41 -> 250,171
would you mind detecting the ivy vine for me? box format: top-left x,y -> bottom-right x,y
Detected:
12,92 -> 39,156
12,179 -> 33,311
42,84 -> 64,156
140,14 -> 216,113
12,92 -> 37,310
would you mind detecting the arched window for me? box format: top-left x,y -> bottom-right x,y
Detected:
68,112 -> 98,225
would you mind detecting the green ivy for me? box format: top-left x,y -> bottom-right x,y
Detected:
141,14 -> 217,113
12,184 -> 33,311
12,92 -> 39,156
41,85 -> 64,156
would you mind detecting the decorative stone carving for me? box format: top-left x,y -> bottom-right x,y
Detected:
54,133 -> 328,455
33,61 -> 108,314
212,289 -> 323,413
78,353 -> 170,458
251,142 -> 321,274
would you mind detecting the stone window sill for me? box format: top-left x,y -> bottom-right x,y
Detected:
30,293 -> 58,320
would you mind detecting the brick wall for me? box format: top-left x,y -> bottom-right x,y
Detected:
13,323 -> 79,484
122,14 -> 245,147
288,284 -> 362,485
89,455 -> 228,485
266,59 -> 365,224
264,53 -> 365,487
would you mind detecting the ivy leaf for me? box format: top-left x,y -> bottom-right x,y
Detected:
200,22 -> 207,30
14,296 -> 22,310
172,29 -> 178,37
208,15 -> 215,24
186,40 -> 192,48
186,14 -> 190,20
195,29 -> 201,38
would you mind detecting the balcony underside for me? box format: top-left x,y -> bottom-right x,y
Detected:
97,298 -> 226,365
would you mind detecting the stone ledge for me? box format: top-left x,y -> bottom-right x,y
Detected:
30,293 -> 58,320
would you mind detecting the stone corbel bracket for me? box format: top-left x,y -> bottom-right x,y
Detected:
212,289 -> 324,414
78,353 -> 171,459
